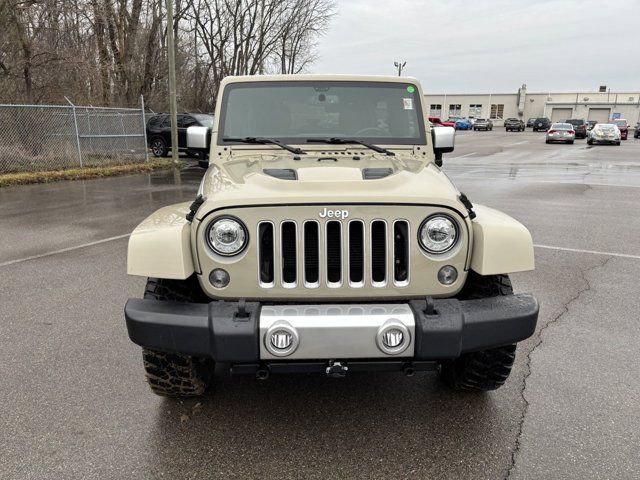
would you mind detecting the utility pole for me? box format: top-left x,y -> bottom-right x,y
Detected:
394,61 -> 406,77
166,0 -> 179,165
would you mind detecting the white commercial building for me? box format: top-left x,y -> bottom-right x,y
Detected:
424,85 -> 640,126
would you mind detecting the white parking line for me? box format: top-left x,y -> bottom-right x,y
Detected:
0,233 -> 131,268
507,141 -> 529,146
452,152 -> 477,158
534,244 -> 640,260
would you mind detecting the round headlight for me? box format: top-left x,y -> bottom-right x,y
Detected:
206,217 -> 248,256
419,215 -> 458,253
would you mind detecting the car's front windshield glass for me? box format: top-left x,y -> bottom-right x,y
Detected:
219,81 -> 426,145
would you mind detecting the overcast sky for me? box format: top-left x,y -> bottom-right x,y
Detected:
312,0 -> 640,93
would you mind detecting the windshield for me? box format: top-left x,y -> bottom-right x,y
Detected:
614,120 -> 627,126
566,119 -> 583,125
552,123 -> 572,130
193,114 -> 214,127
219,81 -> 426,145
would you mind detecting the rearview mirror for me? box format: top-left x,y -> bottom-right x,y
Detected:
431,126 -> 455,167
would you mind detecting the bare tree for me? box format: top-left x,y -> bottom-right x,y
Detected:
0,0 -> 336,109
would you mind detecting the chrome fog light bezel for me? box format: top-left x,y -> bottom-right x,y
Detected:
376,320 -> 411,355
264,321 -> 299,357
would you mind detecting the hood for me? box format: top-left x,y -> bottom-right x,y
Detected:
195,152 -> 464,220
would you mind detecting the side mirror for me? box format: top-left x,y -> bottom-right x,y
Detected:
431,126 -> 455,167
187,125 -> 210,150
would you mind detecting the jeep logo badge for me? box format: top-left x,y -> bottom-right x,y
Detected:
319,208 -> 349,219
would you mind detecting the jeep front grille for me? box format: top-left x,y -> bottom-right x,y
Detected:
257,219 -> 410,289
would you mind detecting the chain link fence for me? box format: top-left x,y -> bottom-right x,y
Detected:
0,97 -> 149,174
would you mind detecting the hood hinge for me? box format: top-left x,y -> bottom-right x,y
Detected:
459,192 -> 476,219
186,195 -> 205,222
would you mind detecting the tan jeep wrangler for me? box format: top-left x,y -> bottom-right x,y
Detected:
124,75 -> 539,397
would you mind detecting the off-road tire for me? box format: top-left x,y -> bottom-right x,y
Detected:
141,276 -> 213,397
439,272 -> 517,391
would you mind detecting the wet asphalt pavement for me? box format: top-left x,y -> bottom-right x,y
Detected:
1,131 -> 640,479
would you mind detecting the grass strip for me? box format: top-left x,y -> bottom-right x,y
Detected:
0,160 -> 179,187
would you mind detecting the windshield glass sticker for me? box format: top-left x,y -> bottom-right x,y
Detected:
403,98 -> 414,110
406,85 -> 415,93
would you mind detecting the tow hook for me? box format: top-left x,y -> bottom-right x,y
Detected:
326,360 -> 348,378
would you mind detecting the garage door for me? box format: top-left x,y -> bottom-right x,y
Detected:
551,108 -> 573,122
588,108 -> 611,124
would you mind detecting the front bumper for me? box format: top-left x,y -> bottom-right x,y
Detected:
124,294 -> 539,365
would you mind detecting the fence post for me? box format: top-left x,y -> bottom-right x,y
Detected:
65,96 -> 83,167
140,95 -> 149,162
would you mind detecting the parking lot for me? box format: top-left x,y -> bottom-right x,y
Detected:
2,130 -> 640,479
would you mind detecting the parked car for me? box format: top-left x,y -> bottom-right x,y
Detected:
146,113 -> 214,164
124,74 -> 539,397
587,123 -> 621,145
612,119 -> 629,140
532,118 -> 551,132
454,118 -> 473,130
635,123 -> 640,139
473,118 -> 493,131
545,123 -> 575,144
428,116 -> 455,128
526,118 -> 536,128
587,120 -> 598,131
504,118 -> 525,132
564,119 -> 587,139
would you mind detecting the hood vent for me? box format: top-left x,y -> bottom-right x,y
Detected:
263,168 -> 297,180
362,168 -> 393,180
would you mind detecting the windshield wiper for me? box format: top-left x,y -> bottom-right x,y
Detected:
223,136 -> 306,155
306,137 -> 395,156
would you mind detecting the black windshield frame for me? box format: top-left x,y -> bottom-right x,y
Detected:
217,80 -> 427,147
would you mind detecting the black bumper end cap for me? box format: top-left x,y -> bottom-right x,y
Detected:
124,298 -> 260,362
410,293 -> 539,359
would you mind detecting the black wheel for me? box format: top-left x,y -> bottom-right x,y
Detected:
150,137 -> 168,157
569,140 -> 574,144
141,277 -> 213,397
587,138 -> 593,145
439,273 -> 517,391
545,139 -> 550,144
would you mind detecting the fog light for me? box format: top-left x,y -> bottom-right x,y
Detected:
270,330 -> 293,350
209,268 -> 230,288
437,265 -> 458,285
265,322 -> 299,357
376,321 -> 410,355
382,329 -> 404,349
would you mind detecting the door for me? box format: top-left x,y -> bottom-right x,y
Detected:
588,108 -> 611,124
551,108 -> 572,122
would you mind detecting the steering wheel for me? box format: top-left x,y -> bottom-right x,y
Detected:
353,127 -> 388,136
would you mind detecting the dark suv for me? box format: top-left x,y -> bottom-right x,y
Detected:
504,118 -> 525,131
565,119 -> 587,139
533,118 -> 551,132
146,113 -> 213,160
